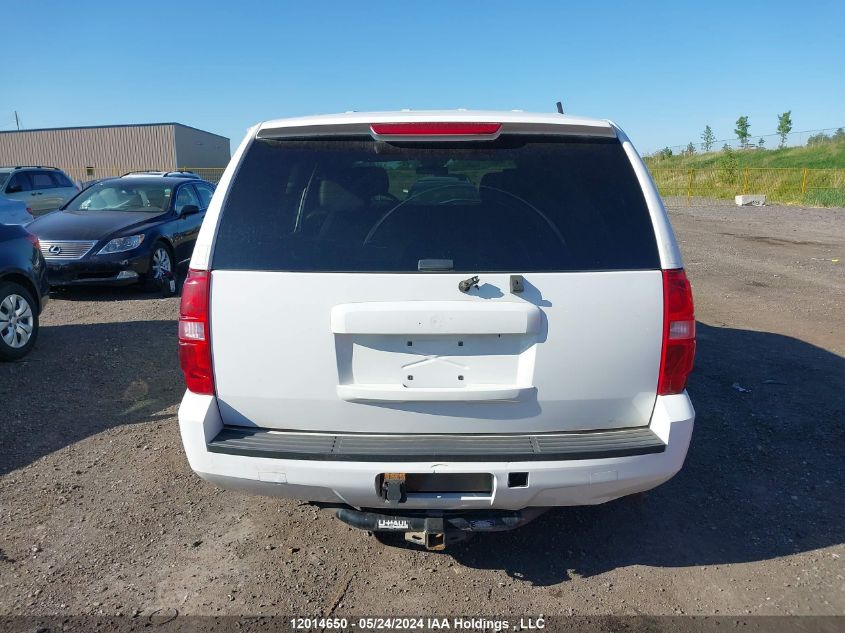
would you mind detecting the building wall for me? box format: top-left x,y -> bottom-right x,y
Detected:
0,124 -> 231,183
0,125 -> 177,181
173,125 -> 231,168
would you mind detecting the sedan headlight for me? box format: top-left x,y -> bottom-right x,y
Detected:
98,234 -> 145,255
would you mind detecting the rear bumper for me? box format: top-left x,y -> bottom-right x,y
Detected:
207,425 -> 667,461
178,393 -> 694,511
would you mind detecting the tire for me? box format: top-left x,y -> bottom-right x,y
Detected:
0,282 -> 39,361
143,242 -> 176,294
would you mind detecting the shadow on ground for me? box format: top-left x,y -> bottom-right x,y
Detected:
0,320 -> 181,475
447,322 -> 845,584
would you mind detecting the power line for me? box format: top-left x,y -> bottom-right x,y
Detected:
648,125 -> 845,155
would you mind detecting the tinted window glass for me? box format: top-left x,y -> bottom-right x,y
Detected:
6,172 -> 32,192
31,171 -> 58,189
53,172 -> 74,187
195,183 -> 214,208
175,184 -> 200,212
213,136 -> 659,272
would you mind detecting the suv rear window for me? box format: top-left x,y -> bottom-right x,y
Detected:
212,136 -> 659,272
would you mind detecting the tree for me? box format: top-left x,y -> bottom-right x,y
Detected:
718,145 -> 739,184
777,111 -> 792,148
686,142 -> 696,156
658,146 -> 673,160
735,116 -> 751,148
757,137 -> 766,148
701,125 -> 716,152
834,128 -> 845,142
807,132 -> 831,146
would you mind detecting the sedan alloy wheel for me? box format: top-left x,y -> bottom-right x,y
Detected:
0,293 -> 34,349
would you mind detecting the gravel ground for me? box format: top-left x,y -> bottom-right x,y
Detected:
0,200 -> 843,619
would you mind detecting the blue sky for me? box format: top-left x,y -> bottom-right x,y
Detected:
3,0 -> 844,154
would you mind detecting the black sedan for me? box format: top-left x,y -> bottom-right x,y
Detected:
0,224 -> 49,360
27,175 -> 215,291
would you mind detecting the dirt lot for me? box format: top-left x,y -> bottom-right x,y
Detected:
1,200 -> 843,619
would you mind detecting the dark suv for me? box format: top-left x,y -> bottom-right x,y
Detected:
27,174 -> 215,291
0,224 -> 49,360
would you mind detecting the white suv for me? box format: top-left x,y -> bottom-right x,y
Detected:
177,111 -> 696,549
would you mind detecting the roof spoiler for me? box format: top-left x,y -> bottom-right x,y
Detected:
257,121 -> 616,140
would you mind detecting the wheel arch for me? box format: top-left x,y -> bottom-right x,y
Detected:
0,272 -> 42,313
155,236 -> 176,257
144,234 -> 176,271
145,230 -> 175,256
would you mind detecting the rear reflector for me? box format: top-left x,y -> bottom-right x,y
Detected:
178,269 -> 214,395
658,269 -> 696,395
370,122 -> 502,137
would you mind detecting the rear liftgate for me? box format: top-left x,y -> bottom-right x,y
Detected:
335,472 -> 547,550
211,120 -> 668,548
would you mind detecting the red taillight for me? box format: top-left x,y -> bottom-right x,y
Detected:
178,269 -> 214,395
26,233 -> 40,249
370,122 -> 502,136
658,269 -> 696,395
26,207 -> 34,216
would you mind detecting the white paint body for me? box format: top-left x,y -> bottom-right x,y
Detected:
211,270 -> 663,433
178,110 -> 694,510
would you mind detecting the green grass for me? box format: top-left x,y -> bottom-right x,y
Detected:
803,188 -> 845,207
645,140 -> 845,207
645,140 -> 845,170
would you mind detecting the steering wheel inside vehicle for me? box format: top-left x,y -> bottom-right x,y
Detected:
363,183 -> 487,245
363,184 -> 568,250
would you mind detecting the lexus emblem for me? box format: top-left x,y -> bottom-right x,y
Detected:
48,245 -> 62,255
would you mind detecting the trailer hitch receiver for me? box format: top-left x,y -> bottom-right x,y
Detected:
335,507 -> 549,550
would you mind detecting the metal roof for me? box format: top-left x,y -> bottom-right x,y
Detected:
90,174 -> 212,185
0,122 -> 229,142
